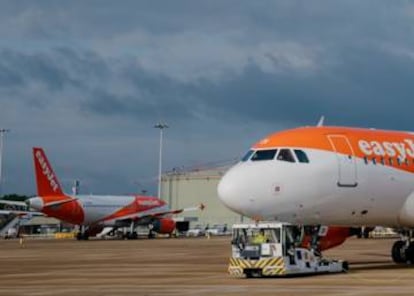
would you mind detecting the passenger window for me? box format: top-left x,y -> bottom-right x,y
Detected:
372,158 -> 376,165
277,149 -> 295,163
294,150 -> 309,163
380,157 -> 385,165
241,150 -> 254,162
363,157 -> 368,164
389,158 -> 393,165
251,149 -> 278,161
397,158 -> 401,166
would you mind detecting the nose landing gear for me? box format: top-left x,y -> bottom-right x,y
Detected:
392,231 -> 414,264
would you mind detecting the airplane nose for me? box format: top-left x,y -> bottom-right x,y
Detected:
218,168 -> 245,214
27,197 -> 44,211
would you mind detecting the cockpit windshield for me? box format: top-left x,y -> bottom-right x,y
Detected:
294,149 -> 309,163
276,149 -> 295,162
242,148 -> 309,163
251,149 -> 278,161
241,150 -> 254,162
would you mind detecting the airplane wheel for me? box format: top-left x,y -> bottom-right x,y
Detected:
123,232 -> 137,240
76,232 -> 89,240
392,240 -> 406,263
405,243 -> 414,264
356,228 -> 362,239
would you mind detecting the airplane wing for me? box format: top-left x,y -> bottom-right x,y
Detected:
101,203 -> 205,225
147,203 -> 205,218
0,209 -> 44,216
0,200 -> 43,216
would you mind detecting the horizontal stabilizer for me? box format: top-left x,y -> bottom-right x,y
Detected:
0,200 -> 27,208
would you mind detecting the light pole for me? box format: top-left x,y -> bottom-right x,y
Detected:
0,129 -> 10,196
154,123 -> 168,199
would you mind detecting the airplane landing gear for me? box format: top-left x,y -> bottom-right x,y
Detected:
123,222 -> 138,240
392,230 -> 414,264
148,223 -> 155,239
392,241 -> 414,264
123,231 -> 138,240
76,226 -> 90,240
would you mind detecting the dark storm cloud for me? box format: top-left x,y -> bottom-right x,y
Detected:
2,1 -> 414,194
200,45 -> 414,130
0,48 -> 107,94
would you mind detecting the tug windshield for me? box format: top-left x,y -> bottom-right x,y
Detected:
232,227 -> 281,245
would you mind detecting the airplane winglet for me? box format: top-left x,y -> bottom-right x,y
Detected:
317,115 -> 325,127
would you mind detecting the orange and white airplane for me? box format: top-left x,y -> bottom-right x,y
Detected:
218,124 -> 414,264
23,147 -> 203,240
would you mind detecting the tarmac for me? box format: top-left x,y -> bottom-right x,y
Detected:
0,236 -> 413,296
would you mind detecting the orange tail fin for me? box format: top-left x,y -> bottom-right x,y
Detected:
33,147 -> 64,196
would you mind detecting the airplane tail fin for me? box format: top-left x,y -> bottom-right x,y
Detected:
33,147 -> 64,196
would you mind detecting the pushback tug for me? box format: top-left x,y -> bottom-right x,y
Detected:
229,222 -> 348,278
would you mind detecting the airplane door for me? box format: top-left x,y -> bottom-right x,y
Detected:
327,135 -> 358,187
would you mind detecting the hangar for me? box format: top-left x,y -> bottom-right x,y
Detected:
160,162 -> 249,227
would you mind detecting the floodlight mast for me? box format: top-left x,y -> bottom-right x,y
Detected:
154,123 -> 168,199
0,129 -> 10,195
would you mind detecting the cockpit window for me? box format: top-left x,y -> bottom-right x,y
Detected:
251,149 -> 278,161
294,149 -> 309,163
276,149 -> 295,163
241,150 -> 254,162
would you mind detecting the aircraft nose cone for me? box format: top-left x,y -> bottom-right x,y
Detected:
218,169 -> 244,214
27,197 -> 44,211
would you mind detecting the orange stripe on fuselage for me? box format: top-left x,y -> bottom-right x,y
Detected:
253,126 -> 414,173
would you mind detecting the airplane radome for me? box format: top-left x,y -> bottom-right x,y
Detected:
218,125 -> 414,264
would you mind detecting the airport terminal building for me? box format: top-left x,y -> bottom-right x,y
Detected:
160,163 -> 249,227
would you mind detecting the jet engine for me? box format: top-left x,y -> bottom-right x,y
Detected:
150,218 -> 176,234
301,226 -> 355,251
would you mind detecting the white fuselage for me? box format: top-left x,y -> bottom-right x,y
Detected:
218,147 -> 414,228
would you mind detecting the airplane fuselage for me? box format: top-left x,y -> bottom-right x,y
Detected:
218,126 -> 414,228
29,194 -> 168,226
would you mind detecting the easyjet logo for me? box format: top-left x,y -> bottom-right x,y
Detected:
35,150 -> 59,192
358,139 -> 414,159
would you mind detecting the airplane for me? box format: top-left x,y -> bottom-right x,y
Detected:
218,123 -> 414,264
19,147 -> 203,240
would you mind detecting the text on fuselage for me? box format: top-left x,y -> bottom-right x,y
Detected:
358,139 -> 414,159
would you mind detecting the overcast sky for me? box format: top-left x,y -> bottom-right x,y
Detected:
1,1 -> 414,196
